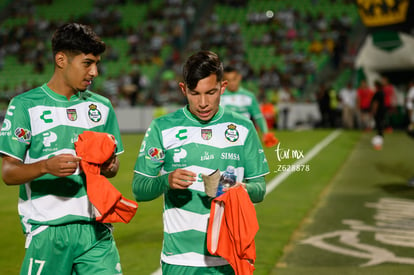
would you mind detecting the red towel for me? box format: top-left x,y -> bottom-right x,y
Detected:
75,131 -> 138,223
207,186 -> 258,275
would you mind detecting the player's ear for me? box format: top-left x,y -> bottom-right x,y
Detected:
179,82 -> 187,96
55,51 -> 66,68
220,80 -> 228,95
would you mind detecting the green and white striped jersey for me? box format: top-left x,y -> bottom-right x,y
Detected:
221,87 -> 269,133
134,105 -> 269,267
0,84 -> 123,233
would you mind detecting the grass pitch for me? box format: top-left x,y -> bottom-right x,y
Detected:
5,129 -> 410,274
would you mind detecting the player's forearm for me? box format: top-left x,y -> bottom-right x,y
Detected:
2,157 -> 47,185
255,116 -> 269,134
132,172 -> 170,201
245,176 -> 266,203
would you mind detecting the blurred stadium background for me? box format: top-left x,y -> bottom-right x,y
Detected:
0,0 -> 412,132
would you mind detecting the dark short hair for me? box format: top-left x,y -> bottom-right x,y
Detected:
52,23 -> 106,57
223,65 -> 237,73
182,51 -> 223,90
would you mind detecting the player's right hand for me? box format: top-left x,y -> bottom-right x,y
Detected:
168,168 -> 196,189
44,154 -> 81,177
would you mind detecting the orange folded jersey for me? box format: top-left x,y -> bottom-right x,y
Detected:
207,186 -> 258,275
75,131 -> 138,223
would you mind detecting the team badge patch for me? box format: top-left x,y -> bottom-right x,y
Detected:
147,147 -> 165,162
14,127 -> 31,143
88,104 -> 101,122
67,109 -> 77,121
224,124 -> 239,142
201,129 -> 212,140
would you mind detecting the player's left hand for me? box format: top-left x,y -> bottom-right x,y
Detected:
263,132 -> 279,147
101,154 -> 119,178
223,182 -> 247,192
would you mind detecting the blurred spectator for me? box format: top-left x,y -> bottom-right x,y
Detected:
405,79 -> 414,133
381,76 -> 397,132
102,76 -> 120,106
277,82 -> 295,130
339,81 -> 357,129
316,83 -> 338,128
356,79 -> 374,130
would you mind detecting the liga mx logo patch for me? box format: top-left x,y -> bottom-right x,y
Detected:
88,104 -> 101,122
66,109 -> 77,121
201,129 -> 212,140
14,127 -> 31,143
225,124 -> 239,142
147,147 -> 165,163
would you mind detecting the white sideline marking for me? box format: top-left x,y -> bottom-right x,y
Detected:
151,267 -> 162,275
265,129 -> 342,197
150,130 -> 342,274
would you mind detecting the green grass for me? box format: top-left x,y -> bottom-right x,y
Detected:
272,131 -> 414,275
0,129 -> 363,274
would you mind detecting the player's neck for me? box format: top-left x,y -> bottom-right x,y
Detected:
47,76 -> 78,100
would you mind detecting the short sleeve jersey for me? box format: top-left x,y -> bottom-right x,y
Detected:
134,106 -> 269,267
0,84 -> 123,233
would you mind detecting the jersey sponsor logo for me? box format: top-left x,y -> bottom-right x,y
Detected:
147,147 -> 165,162
139,140 -> 146,154
201,128 -> 212,140
0,119 -> 12,136
40,110 -> 53,123
220,152 -> 240,160
43,131 -> 57,147
66,108 -> 77,121
173,148 -> 187,162
201,151 -> 215,161
88,104 -> 102,122
1,119 -> 11,131
224,124 -> 239,142
176,129 -> 187,140
14,127 -> 31,143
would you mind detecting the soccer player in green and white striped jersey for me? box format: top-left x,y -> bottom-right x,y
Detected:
0,23 -> 124,275
221,66 -> 278,147
132,51 -> 269,274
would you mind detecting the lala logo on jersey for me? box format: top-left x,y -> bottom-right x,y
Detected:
201,129 -> 212,140
88,104 -> 101,122
67,109 -> 77,121
224,124 -> 239,142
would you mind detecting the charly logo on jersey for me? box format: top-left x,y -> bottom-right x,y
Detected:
147,147 -> 165,163
40,110 -> 53,123
201,129 -> 212,140
176,129 -> 187,141
14,127 -> 31,143
88,104 -> 101,122
224,124 -> 239,142
66,109 -> 77,121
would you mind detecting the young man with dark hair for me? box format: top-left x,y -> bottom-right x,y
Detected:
221,65 -> 278,147
0,23 -> 125,274
132,51 -> 269,274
